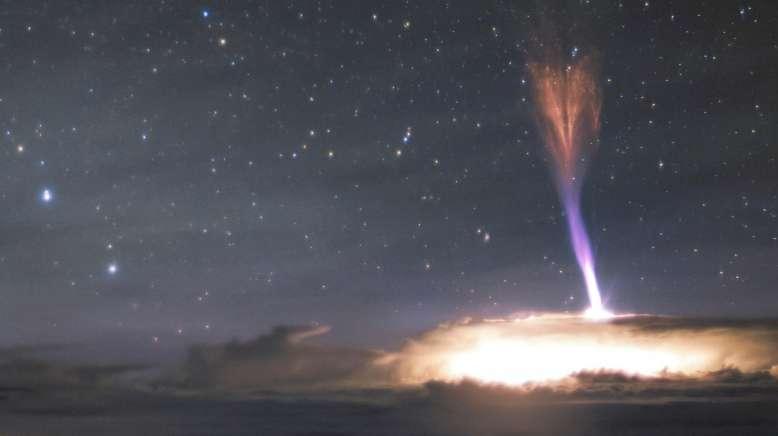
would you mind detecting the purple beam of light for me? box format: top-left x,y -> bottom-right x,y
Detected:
528,55 -> 610,317
560,184 -> 605,314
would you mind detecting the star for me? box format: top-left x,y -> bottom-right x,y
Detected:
41,188 -> 53,203
402,127 -> 412,144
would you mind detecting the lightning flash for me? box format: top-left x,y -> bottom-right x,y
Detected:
529,56 -> 609,318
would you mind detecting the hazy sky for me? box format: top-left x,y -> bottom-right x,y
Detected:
0,0 -> 775,357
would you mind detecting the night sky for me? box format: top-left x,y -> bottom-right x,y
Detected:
0,0 -> 776,357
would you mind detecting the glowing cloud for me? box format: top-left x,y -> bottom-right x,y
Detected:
385,314 -> 778,387
529,56 -> 607,316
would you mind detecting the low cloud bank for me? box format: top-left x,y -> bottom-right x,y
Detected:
161,325 -> 389,392
3,318 -> 778,435
385,314 -> 778,387
0,345 -> 146,391
4,314 -> 778,399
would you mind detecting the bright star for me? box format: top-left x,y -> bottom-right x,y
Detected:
403,127 -> 412,144
41,188 -> 53,203
107,263 -> 118,275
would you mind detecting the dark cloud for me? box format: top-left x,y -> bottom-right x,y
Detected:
0,344 -> 147,392
5,376 -> 778,436
162,325 -> 389,392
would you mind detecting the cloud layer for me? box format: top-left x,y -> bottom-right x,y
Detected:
3,317 -> 778,435
386,314 -> 778,387
4,314 -> 778,398
162,325 -> 389,393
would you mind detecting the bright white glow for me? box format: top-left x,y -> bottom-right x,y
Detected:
580,260 -> 605,312
445,335 -> 702,386
107,263 -> 118,275
440,314 -> 710,385
387,313 -> 778,387
583,305 -> 613,321
41,188 -> 53,203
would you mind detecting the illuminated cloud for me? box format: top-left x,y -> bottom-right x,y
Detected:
7,317 -> 778,398
383,313 -> 778,387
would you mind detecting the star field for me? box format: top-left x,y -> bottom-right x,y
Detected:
0,0 -> 776,355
